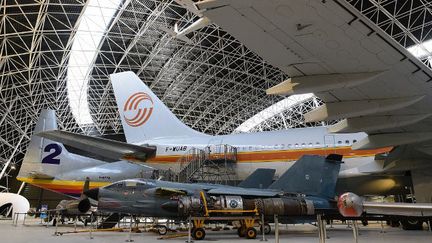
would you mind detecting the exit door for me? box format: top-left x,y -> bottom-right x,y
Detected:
324,135 -> 336,154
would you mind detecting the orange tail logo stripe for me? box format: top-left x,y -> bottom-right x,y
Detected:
124,92 -> 154,127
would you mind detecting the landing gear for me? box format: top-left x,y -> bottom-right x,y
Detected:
192,219 -> 206,240
239,218 -> 257,239
157,225 -> 168,235
192,227 -> 206,240
401,219 -> 423,230
246,227 -> 257,239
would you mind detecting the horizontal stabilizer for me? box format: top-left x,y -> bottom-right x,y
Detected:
238,168 -> 275,189
38,130 -> 156,162
352,132 -> 432,150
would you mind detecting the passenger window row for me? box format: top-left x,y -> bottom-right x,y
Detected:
237,139 -> 358,151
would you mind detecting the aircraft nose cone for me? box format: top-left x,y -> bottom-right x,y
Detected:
84,188 -> 99,200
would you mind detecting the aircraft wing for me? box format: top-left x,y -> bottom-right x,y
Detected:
338,192 -> 432,217
207,187 -> 281,197
38,130 -> 156,162
194,0 -> 432,150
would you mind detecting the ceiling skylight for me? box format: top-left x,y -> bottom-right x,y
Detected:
407,39 -> 432,60
67,0 -> 122,126
234,93 -> 315,133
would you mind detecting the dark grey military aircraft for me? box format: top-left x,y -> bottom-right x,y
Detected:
85,154 -> 343,240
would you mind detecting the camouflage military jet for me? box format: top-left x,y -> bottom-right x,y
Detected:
85,154 -> 343,239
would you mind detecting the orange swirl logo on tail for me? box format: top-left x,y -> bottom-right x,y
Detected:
123,92 -> 154,127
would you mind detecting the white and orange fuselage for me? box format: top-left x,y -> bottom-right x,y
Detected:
138,127 -> 391,178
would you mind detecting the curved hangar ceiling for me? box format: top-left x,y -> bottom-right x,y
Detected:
0,0 -> 432,178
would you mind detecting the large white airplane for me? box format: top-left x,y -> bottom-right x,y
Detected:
40,71 -> 428,183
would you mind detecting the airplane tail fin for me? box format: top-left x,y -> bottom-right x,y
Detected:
269,154 -> 343,199
18,109 -> 75,180
110,71 -> 207,143
238,168 -> 275,189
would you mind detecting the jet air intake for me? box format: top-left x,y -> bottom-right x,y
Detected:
56,198 -> 92,215
172,195 -> 315,217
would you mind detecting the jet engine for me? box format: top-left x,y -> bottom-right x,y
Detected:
175,194 -> 315,217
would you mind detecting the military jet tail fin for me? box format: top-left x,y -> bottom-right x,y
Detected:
17,109 -> 72,180
79,177 -> 90,199
237,168 -> 275,189
268,154 -> 343,199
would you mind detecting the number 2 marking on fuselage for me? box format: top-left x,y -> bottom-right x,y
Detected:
41,143 -> 62,164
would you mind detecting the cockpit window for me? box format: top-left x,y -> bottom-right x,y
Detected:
105,181 -> 125,190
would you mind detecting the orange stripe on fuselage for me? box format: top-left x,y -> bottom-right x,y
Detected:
147,146 -> 392,163
16,177 -> 110,196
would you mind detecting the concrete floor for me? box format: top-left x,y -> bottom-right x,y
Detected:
1,218 -> 431,243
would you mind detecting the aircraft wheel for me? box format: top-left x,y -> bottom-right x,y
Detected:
246,227 -> 257,239
52,218 -> 57,226
157,225 -> 168,235
401,219 -> 423,230
260,223 -> 271,234
237,226 -> 246,237
192,227 -> 206,240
